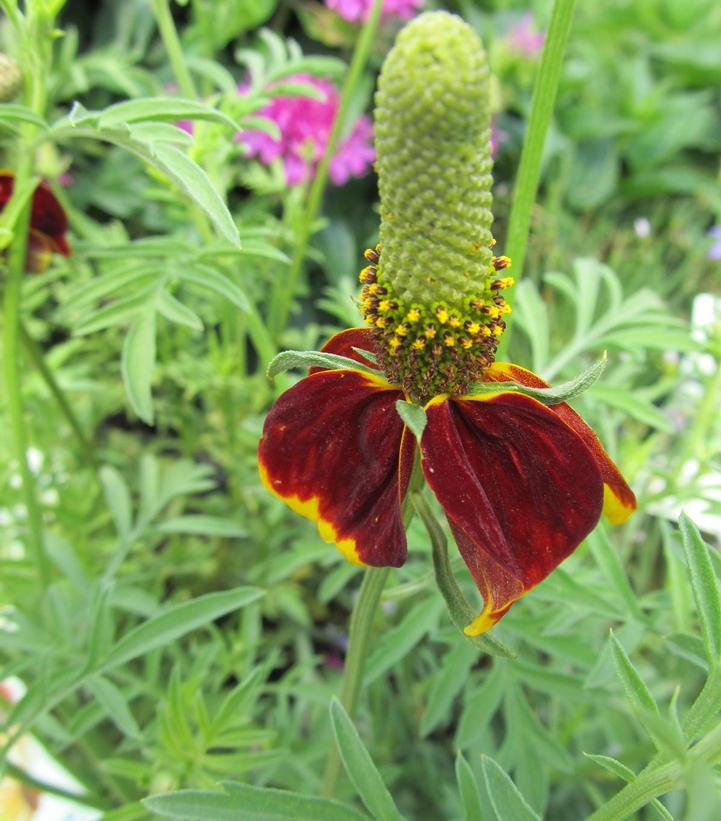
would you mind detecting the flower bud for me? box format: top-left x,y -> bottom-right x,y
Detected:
0,54 -> 22,102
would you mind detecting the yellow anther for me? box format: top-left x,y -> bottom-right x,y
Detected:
376,317 -> 387,329
362,298 -> 374,311
444,334 -> 455,347
365,314 -> 376,325
490,238 -> 497,247
412,337 -> 426,351
499,276 -> 515,289
449,315 -> 461,328
496,255 -> 512,269
406,308 -> 421,323
378,299 -> 391,313
467,321 -> 481,335
368,283 -> 381,295
358,266 -> 374,283
499,303 -> 512,315
487,306 -> 500,319
492,325 -> 503,337
389,336 -> 402,352
461,337 -> 473,349
395,324 -> 408,337
436,307 -> 449,324
481,326 -> 492,337
425,325 -> 437,339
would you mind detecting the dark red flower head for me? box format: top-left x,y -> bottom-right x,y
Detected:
259,317 -> 636,635
0,170 -> 71,273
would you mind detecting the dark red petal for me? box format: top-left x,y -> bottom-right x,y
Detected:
484,362 -> 636,525
309,327 -> 379,375
421,392 -> 604,634
258,369 -> 414,567
30,182 -> 70,254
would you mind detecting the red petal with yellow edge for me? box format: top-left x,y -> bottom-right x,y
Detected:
484,362 -> 636,525
258,369 -> 414,567
421,392 -> 604,634
310,327 -> 379,374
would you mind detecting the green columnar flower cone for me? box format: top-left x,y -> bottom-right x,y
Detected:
359,11 -> 513,403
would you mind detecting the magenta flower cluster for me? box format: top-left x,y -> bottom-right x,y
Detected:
506,13 -> 545,57
239,74 -> 375,187
324,0 -> 422,24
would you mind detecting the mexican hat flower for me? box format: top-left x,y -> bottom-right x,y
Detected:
258,12 -> 636,635
0,171 -> 71,273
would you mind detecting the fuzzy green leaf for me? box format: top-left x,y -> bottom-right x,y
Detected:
329,698 -> 404,821
679,512 -> 721,663
267,350 -> 382,379
121,311 -> 157,425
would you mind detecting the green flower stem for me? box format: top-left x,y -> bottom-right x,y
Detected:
4,190 -> 49,591
149,0 -> 197,99
496,0 -> 577,358
20,322 -> 96,467
321,565 -> 390,797
268,0 -> 384,340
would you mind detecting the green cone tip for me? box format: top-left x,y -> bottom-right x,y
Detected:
358,12 -> 511,402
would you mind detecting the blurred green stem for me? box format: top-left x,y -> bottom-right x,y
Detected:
3,11 -> 53,592
321,565 -> 390,797
497,0 -> 577,358
268,0 -> 383,339
150,0 -> 197,98
20,322 -> 96,467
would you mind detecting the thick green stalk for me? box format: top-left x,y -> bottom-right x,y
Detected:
149,0 -> 197,98
268,0 -> 384,339
20,322 -> 96,467
497,0 -> 577,357
321,565 -> 390,797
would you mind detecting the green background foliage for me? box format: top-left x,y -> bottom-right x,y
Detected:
1,0 -> 720,819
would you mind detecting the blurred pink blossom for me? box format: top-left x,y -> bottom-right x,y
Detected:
490,122 -> 508,159
239,74 -> 375,187
507,13 -> 545,57
324,0 -> 423,24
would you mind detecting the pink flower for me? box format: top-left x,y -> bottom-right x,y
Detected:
507,13 -> 545,58
239,74 -> 375,187
324,0 -> 423,24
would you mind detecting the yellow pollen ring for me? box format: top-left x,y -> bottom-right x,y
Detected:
258,461 -> 366,566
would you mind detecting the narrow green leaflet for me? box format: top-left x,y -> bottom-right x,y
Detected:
153,516 -> 246,538
329,698 -> 404,821
99,465 -> 133,540
121,311 -> 157,425
679,513 -> 721,663
84,675 -> 141,739
395,400 -> 427,442
99,587 -> 264,671
455,753 -> 486,821
421,642 -> 477,737
469,354 -> 607,405
609,630 -> 658,714
156,290 -> 204,332
150,143 -> 239,246
97,97 -> 241,131
480,755 -> 541,821
144,783 -> 367,820
178,264 -> 251,311
267,350 -> 382,379
0,103 -> 48,129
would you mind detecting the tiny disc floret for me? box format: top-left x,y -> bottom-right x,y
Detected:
358,244 -> 514,402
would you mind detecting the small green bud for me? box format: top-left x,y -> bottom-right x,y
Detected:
0,54 -> 22,102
